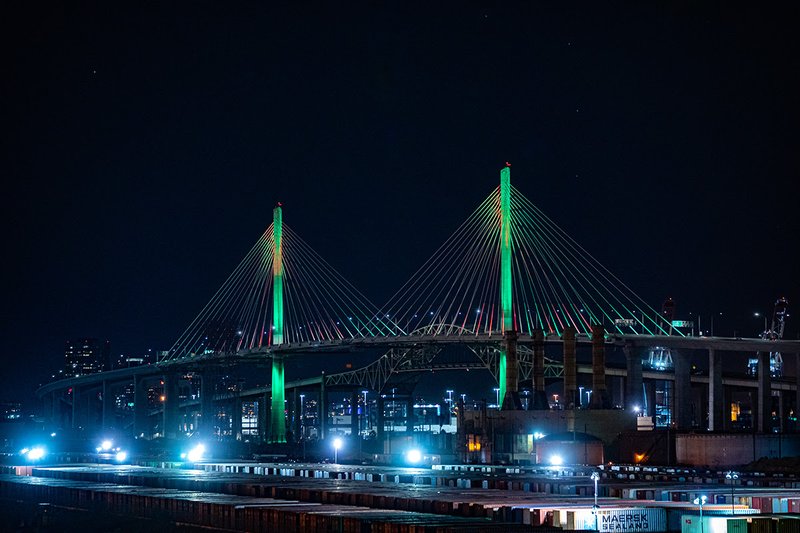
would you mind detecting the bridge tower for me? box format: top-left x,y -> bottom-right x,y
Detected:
499,165 -> 522,410
269,204 -> 287,443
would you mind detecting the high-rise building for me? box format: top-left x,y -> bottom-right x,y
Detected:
64,338 -> 110,377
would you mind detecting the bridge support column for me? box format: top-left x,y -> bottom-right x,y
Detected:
757,351 -> 772,433
376,394 -> 385,441
259,393 -> 270,444
102,380 -> 116,432
200,371 -> 216,438
672,350 -> 692,430
562,327 -> 577,408
501,331 -> 522,410
350,391 -> 360,438
134,375 -> 149,438
56,392 -> 66,430
269,356 -> 286,443
71,386 -> 84,431
531,329 -> 549,409
624,343 -> 642,412
318,376 -> 327,440
292,388 -> 300,442
163,373 -> 180,440
406,396 -> 415,435
44,393 -> 55,430
708,349 -> 724,432
591,325 -> 610,409
231,396 -> 242,441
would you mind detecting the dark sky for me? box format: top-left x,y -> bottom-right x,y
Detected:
2,2 -> 799,405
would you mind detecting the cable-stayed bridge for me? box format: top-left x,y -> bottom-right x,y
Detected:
38,166 -> 800,444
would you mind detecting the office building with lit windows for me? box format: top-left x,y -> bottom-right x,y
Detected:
63,338 -> 110,377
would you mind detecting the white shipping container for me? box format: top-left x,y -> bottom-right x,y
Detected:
568,507 -> 667,532
681,516 -> 748,533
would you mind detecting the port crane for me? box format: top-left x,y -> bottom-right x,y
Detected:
747,297 -> 789,377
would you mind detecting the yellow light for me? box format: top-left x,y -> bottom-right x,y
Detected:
634,452 -> 646,463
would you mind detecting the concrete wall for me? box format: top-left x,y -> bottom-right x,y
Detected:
461,408 -> 636,445
536,440 -> 604,465
676,434 -> 800,467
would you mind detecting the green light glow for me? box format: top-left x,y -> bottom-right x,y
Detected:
272,206 -> 284,345
498,349 -> 507,408
270,205 -> 286,443
499,166 -> 512,407
500,167 -> 513,332
270,355 -> 286,443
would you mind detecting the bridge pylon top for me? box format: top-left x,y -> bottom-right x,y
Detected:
163,205 -> 396,362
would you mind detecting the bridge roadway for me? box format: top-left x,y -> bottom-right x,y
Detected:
37,332 -> 800,394
36,334 -> 800,441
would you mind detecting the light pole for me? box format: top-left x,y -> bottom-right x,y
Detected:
590,471 -> 600,531
333,437 -> 343,464
494,388 -> 500,408
579,386 -> 585,407
446,390 -> 453,415
693,495 -> 707,533
362,390 -> 368,432
299,394 -> 305,439
726,471 -> 739,515
754,312 -> 768,334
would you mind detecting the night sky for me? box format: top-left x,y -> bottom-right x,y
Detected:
2,3 -> 798,406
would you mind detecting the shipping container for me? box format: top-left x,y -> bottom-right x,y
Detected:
682,516 -> 748,533
567,507 -> 667,532
747,517 -> 775,533
773,516 -> 800,533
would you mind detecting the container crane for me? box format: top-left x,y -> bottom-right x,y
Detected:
747,297 -> 789,378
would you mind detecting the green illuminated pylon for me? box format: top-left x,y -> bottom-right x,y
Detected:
273,205 -> 284,345
498,165 -> 520,410
270,204 -> 286,443
500,166 -> 513,333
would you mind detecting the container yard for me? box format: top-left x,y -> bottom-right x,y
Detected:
1,461 -> 799,531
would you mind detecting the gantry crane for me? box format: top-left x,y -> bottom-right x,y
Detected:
747,297 -> 789,377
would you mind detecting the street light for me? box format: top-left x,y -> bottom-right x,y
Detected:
754,312 -> 768,334
693,495 -> 707,533
494,388 -> 500,408
446,390 -> 453,414
362,390 -> 369,432
333,437 -> 343,464
726,471 -> 739,515
590,472 -> 600,531
299,394 -> 305,438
